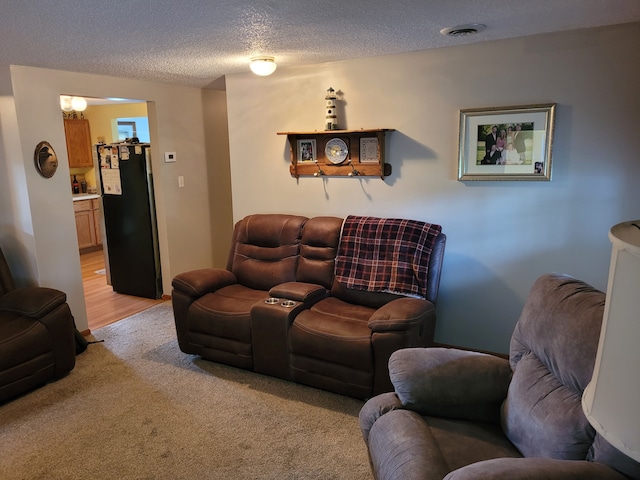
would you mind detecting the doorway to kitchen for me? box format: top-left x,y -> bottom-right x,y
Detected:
63,96 -> 163,331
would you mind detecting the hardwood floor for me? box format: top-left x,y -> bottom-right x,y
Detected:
81,249 -> 164,331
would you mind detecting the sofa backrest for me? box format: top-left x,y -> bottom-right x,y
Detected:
331,231 -> 447,308
296,216 -> 343,289
225,213 -> 447,307
227,214 -> 307,291
503,273 -> 640,479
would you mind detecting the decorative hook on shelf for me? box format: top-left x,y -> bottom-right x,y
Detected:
313,161 -> 325,177
347,161 -> 360,177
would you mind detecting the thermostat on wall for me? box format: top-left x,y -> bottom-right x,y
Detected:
164,152 -> 177,163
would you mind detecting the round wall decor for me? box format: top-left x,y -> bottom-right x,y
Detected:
34,141 -> 59,178
325,137 -> 348,164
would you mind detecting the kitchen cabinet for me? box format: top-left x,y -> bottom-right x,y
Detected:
93,203 -> 101,245
74,198 -> 102,251
64,118 -> 94,168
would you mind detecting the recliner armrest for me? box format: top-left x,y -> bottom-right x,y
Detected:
444,457 -> 628,480
0,286 -> 66,318
389,347 -> 512,423
171,268 -> 237,298
368,297 -> 434,332
359,392 -> 403,445
269,282 -> 327,305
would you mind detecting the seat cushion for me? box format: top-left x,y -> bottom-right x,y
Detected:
367,409 -> 521,480
289,297 -> 374,371
187,284 -> 268,368
289,297 -> 375,397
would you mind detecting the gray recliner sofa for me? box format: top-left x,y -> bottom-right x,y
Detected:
359,273 -> 640,480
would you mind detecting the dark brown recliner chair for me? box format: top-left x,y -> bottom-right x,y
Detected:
171,214 -> 308,370
0,246 -> 76,403
359,273 -> 640,480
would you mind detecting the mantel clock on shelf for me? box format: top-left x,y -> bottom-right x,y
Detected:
325,87 -> 338,130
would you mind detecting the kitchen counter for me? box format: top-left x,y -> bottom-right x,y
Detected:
72,193 -> 100,202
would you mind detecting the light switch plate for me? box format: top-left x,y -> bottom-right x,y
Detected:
164,152 -> 177,163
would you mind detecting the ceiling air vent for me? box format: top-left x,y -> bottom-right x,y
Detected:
440,24 -> 486,37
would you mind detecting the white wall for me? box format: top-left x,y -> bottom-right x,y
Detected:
3,66 -> 214,331
0,96 -> 38,285
225,23 -> 640,354
202,89 -> 234,268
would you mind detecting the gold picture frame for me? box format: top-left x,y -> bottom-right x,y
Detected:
458,103 -> 555,181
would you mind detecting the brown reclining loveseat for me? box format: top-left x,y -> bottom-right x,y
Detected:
171,213 -> 446,399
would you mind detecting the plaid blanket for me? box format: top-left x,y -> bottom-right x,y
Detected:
335,216 -> 442,299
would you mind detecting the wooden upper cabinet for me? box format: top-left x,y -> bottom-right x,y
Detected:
64,118 -> 93,168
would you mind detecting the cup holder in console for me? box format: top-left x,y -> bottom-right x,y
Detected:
280,300 -> 296,308
264,298 -> 280,304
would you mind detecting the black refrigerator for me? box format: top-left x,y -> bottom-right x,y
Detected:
96,143 -> 162,299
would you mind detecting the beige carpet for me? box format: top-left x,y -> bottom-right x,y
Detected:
0,302 -> 373,479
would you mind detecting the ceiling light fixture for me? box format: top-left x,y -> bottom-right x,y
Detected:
60,95 -> 88,112
71,96 -> 87,112
250,56 -> 277,76
440,23 -> 486,37
60,95 -> 73,112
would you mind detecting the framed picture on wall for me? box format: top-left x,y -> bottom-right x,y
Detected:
458,103 -> 555,181
297,139 -> 316,163
359,137 -> 379,163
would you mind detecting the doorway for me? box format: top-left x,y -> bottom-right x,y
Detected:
64,96 -> 163,330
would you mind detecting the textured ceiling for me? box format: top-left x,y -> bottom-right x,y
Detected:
2,0 -> 640,89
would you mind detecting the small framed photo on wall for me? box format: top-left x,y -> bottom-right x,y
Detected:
458,103 -> 555,181
297,139 -> 316,163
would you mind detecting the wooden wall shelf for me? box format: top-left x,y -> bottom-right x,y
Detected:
277,129 -> 394,178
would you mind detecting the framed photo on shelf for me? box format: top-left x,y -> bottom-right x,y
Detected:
297,139 -> 316,163
458,103 -> 555,181
359,137 -> 379,163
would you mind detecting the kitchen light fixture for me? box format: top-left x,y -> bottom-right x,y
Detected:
60,95 -> 88,112
582,220 -> 640,462
440,23 -> 486,37
71,96 -> 87,112
250,56 -> 277,76
60,95 -> 73,112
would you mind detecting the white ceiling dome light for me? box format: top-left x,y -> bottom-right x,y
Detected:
250,56 -> 277,76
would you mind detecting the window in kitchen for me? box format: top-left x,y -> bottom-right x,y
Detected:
116,116 -> 150,142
